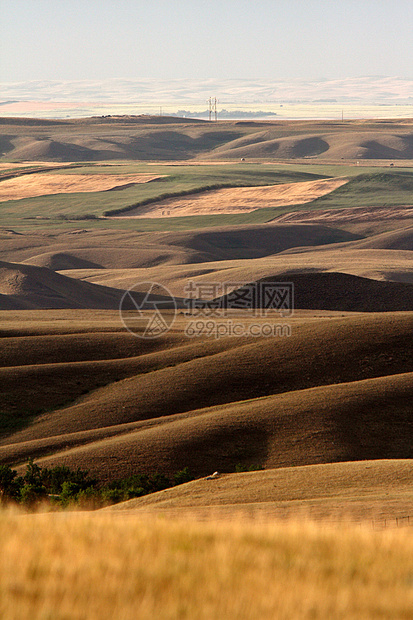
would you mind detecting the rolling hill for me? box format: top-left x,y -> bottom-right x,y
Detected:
107,459 -> 413,521
0,260 -> 179,310
1,116 -> 413,522
1,312 -> 412,484
1,117 -> 413,163
218,272 -> 413,312
210,131 -> 413,160
59,246 -> 413,296
0,224 -> 362,267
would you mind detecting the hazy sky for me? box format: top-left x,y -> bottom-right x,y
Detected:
1,0 -> 413,83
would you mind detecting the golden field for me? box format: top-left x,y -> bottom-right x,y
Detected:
1,510 -> 413,620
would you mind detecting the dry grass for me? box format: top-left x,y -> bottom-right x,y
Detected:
0,259 -> 131,309
11,369 -> 413,483
1,510 -> 413,619
120,177 -> 348,217
274,204 -> 413,225
0,134 -> 412,530
108,460 -> 413,523
66,247 -> 413,296
209,128 -> 413,161
2,117 -> 413,163
0,223 -> 360,268
0,173 -> 164,201
2,312 -> 413,482
0,162 -> 59,170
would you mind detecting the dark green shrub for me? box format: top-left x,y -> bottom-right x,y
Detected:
76,487 -> 103,510
101,488 -> 127,505
24,458 -> 43,487
0,465 -> 20,502
173,467 -> 194,486
43,465 -> 96,495
235,463 -> 263,473
0,461 -> 196,510
19,482 -> 47,507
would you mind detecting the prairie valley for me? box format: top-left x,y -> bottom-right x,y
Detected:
1,115 -> 413,523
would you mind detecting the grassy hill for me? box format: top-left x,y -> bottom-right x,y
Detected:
108,459 -> 413,521
0,260 -> 179,310
0,224 -> 361,269
299,172 -> 413,211
1,116 -> 413,527
218,272 -> 413,311
1,312 -> 412,483
2,117 -> 413,163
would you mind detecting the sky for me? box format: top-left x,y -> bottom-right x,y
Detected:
1,0 -> 413,83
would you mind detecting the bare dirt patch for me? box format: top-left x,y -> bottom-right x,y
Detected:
119,177 -> 348,218
0,173 -> 165,201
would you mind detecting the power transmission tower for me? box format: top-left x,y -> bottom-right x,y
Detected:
207,97 -> 218,121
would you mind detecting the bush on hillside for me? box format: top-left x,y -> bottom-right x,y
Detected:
0,462 -> 196,510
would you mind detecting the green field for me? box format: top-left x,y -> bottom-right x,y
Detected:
1,161 -> 412,232
298,171 -> 413,211
0,163 -> 325,221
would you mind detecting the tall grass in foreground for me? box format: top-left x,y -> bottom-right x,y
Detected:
1,510 -> 413,619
